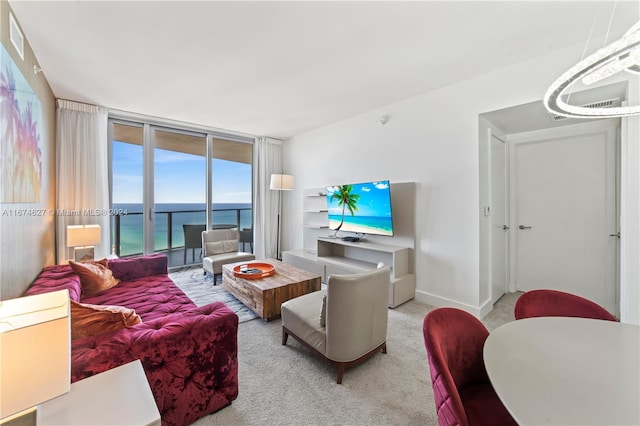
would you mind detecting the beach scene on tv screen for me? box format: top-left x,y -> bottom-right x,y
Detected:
326,180 -> 393,236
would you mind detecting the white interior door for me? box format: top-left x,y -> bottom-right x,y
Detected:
510,121 -> 618,315
490,134 -> 508,304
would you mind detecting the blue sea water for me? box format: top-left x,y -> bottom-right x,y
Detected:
112,203 -> 252,256
328,214 -> 393,236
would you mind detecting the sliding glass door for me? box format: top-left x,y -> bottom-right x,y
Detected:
211,138 -> 253,251
109,119 -> 253,268
110,122 -> 144,257
153,128 -> 207,264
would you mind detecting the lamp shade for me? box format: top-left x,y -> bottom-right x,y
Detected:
270,174 -> 295,191
0,289 -> 70,420
66,224 -> 101,247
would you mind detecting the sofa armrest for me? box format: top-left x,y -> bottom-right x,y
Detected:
107,253 -> 168,281
26,265 -> 82,301
71,302 -> 238,426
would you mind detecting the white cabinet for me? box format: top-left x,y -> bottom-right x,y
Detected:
283,237 -> 415,308
317,237 -> 415,307
38,360 -> 160,426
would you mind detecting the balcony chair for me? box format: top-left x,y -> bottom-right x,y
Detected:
239,227 -> 253,252
183,224 -> 206,264
281,265 -> 390,384
514,289 -> 616,321
202,228 -> 255,284
423,307 -> 516,426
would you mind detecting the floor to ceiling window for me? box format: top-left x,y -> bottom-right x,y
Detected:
110,122 -> 144,257
153,128 -> 207,263
211,137 -> 253,252
109,119 -> 253,268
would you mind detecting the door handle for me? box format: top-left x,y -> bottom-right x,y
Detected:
502,225 -> 510,231
518,225 -> 532,230
610,232 -> 620,238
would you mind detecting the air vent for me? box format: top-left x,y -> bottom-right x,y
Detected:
551,98 -> 619,121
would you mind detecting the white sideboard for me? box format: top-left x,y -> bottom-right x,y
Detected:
283,237 -> 415,307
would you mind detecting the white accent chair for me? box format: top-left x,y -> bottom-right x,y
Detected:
202,229 -> 255,283
281,265 -> 390,384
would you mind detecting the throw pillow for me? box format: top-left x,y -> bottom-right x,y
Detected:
222,239 -> 239,253
320,294 -> 327,327
70,300 -> 142,339
205,241 -> 225,256
69,260 -> 120,296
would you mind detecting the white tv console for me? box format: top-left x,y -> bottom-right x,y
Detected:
283,237 -> 415,308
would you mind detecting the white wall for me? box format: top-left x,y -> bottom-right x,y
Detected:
283,40 -> 639,321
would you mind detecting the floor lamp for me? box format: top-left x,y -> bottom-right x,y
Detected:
270,174 -> 294,260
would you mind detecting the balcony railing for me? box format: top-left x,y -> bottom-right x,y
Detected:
111,207 -> 252,267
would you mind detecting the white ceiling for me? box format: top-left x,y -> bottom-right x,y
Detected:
8,1 -> 640,139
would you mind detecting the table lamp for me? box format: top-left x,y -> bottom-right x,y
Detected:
0,289 -> 70,425
66,224 -> 101,262
270,174 -> 294,260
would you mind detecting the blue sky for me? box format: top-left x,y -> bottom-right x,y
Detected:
326,181 -> 392,217
112,141 -> 252,204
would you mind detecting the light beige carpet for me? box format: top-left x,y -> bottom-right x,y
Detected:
192,293 -> 520,426
169,267 -> 258,323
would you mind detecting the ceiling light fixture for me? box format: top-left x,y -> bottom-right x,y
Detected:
544,20 -> 640,118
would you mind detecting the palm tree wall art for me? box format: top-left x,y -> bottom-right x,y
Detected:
1,45 -> 42,203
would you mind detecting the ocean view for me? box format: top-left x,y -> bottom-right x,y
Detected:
112,203 -> 252,256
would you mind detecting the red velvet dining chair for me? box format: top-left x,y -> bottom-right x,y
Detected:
514,289 -> 616,321
423,308 -> 516,426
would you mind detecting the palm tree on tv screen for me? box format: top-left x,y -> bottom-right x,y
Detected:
330,185 -> 360,231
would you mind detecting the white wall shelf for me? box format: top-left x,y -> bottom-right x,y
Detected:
302,187 -> 330,253
304,224 -> 329,229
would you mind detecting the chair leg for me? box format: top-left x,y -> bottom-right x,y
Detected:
282,328 -> 289,345
336,364 -> 345,385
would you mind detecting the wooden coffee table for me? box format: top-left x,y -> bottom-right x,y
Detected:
222,258 -> 321,321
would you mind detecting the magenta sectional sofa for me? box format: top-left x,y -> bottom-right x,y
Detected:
26,254 -> 238,426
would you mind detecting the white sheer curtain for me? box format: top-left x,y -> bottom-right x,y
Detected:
56,100 -> 109,263
253,137 -> 283,259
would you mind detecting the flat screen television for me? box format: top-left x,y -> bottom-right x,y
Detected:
326,180 -> 394,237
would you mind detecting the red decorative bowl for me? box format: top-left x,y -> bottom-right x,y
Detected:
233,262 -> 276,279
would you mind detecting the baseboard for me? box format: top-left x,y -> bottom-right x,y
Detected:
414,290 -> 494,318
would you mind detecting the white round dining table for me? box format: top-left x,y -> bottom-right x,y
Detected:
483,317 -> 640,426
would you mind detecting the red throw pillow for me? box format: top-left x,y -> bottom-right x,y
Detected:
69,259 -> 120,296
70,300 -> 142,339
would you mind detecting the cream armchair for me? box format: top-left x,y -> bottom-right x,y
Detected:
281,266 -> 390,384
202,229 -> 255,283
